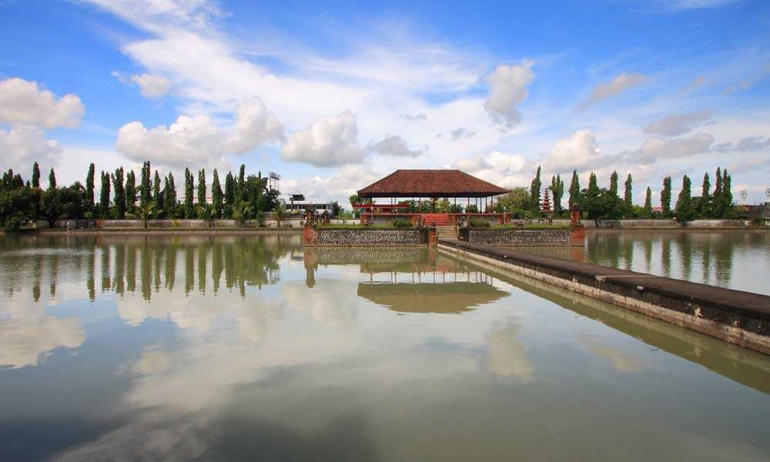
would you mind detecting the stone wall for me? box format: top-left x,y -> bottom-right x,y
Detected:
305,228 -> 428,246
463,228 -> 573,246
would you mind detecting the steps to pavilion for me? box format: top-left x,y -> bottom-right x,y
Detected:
435,225 -> 457,239
422,214 -> 451,227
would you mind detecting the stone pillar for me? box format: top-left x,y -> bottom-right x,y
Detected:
569,204 -> 585,246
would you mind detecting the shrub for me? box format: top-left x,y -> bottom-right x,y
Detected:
751,216 -> 766,227
393,218 -> 412,228
469,218 -> 491,228
256,210 -> 265,228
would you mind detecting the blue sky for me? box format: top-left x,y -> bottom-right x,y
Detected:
1,0 -> 769,204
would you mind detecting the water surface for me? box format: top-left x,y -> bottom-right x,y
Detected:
521,230 -> 770,295
1,234 -> 769,461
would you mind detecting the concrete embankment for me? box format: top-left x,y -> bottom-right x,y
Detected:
439,239 -> 770,355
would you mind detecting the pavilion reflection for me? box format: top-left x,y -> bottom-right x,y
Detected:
303,248 -> 509,314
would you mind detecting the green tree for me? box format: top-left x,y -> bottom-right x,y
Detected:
99,171 -> 110,218
125,170 -> 137,214
184,168 -> 195,218
661,176 -> 672,217
551,174 -> 564,214
32,162 -> 41,189
232,201 -> 252,227
211,169 -> 223,218
713,167 -> 723,218
331,201 -> 341,218
224,172 -> 235,219
140,161 -> 151,207
129,201 -> 158,229
0,187 -> 36,231
112,167 -> 126,219
643,187 -> 652,217
623,174 -> 633,210
720,168 -> 733,218
85,163 -> 95,214
529,165 -> 542,210
197,169 -> 207,212
165,172 -> 177,218
41,187 -> 61,227
153,170 -> 163,216
609,171 -> 619,198
273,202 -> 286,227
675,175 -> 694,223
568,170 -> 581,207
496,187 -> 531,217
237,164 -> 246,203
48,168 -> 56,190
699,172 -> 711,218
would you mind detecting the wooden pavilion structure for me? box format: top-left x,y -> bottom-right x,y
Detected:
355,169 -> 511,226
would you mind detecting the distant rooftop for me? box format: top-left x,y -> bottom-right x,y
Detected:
358,169 -> 509,198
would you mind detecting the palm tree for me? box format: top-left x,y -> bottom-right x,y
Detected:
232,201 -> 252,227
128,202 -> 159,229
197,204 -> 215,229
273,203 -> 286,228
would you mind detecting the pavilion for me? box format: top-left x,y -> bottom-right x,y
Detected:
355,169 -> 511,226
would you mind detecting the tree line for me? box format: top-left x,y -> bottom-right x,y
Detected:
495,166 -> 736,222
0,161 -> 282,230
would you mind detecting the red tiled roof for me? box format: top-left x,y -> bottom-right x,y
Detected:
358,169 -> 510,198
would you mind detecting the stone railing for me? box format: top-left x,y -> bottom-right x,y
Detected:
303,228 -> 429,246
459,228 -> 578,247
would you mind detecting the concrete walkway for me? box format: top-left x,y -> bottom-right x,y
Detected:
439,238 -> 770,354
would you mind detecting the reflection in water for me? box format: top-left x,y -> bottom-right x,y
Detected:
486,322 -> 534,381
524,230 -> 769,295
1,234 -> 770,461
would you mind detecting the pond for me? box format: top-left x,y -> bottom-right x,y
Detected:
1,234 -> 769,461
521,230 -> 770,295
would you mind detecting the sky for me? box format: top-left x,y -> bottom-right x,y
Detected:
1,0 -> 769,206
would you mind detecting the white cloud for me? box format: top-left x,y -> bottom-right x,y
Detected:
0,125 -> 63,173
281,165 -> 382,203
716,136 -> 770,152
643,110 -> 711,136
579,73 -> 648,110
453,150 -> 530,188
131,73 -> 171,98
281,110 -> 364,167
483,60 -> 535,127
666,0 -> 741,10
543,129 -> 603,172
623,133 -> 714,164
0,77 -> 84,129
367,135 -> 422,158
116,98 -> 282,169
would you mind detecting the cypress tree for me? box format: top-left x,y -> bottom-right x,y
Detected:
166,172 -> 177,218
184,168 -> 194,219
224,172 -> 235,219
722,169 -> 733,218
140,161 -> 152,207
32,162 -> 41,188
99,171 -> 110,217
125,170 -> 136,213
86,163 -> 95,212
197,169 -> 207,208
661,176 -> 672,217
623,174 -> 633,208
609,171 -> 619,198
699,173 -> 711,218
675,175 -> 693,222
212,169 -> 223,218
644,187 -> 652,217
153,170 -> 163,215
568,170 -> 581,207
713,167 -> 723,218
48,168 -> 56,190
112,167 -> 126,218
529,166 -> 542,210
237,164 -> 246,203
